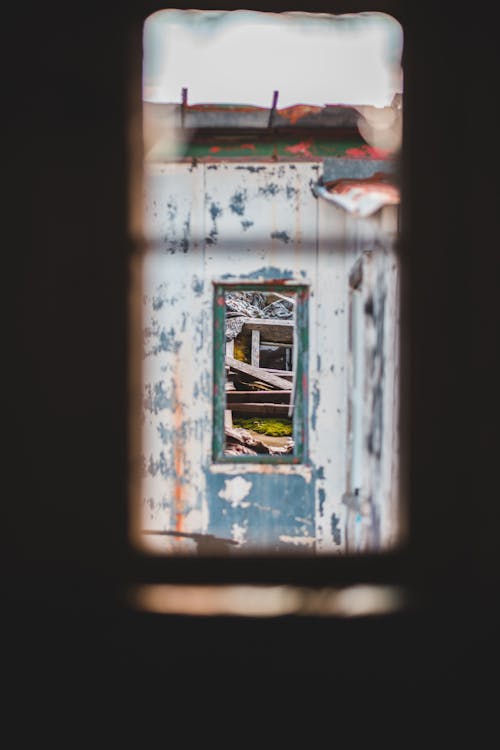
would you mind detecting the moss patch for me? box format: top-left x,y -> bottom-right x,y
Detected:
233,331 -> 250,362
233,417 -> 293,437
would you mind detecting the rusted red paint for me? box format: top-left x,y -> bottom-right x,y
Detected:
284,140 -> 314,157
345,144 -> 392,159
217,295 -> 225,306
278,105 -> 322,125
209,146 -> 221,153
240,143 -> 256,150
325,173 -> 399,204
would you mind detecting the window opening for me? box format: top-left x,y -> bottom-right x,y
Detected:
213,283 -> 308,463
133,9 -> 403,556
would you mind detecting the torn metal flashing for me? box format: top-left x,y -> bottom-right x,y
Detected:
313,163 -> 399,217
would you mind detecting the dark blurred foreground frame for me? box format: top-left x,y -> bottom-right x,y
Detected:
2,0 -> 500,689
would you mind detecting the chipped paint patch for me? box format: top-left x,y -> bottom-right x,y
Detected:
235,165 -> 266,172
311,381 -> 320,431
191,275 -> 204,295
331,513 -> 341,545
231,522 -> 248,544
270,231 -> 290,244
241,219 -> 254,231
143,380 -> 177,415
258,183 -> 280,197
318,487 -> 326,515
229,190 -> 247,216
278,535 -> 316,547
144,323 -> 182,356
209,201 -> 223,220
218,476 -> 253,508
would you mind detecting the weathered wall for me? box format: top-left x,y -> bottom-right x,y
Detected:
135,160 -> 398,554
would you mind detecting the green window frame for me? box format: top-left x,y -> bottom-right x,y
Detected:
212,281 -> 309,464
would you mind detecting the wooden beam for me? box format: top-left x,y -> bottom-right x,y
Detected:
226,339 -> 234,357
230,403 -> 294,416
225,356 -> 293,390
227,390 -> 291,404
224,410 -> 233,429
242,318 -> 294,344
251,329 -> 260,367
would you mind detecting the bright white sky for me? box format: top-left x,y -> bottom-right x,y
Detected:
143,10 -> 403,109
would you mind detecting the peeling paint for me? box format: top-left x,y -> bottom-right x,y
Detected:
331,513 -> 341,545
229,190 -> 247,216
241,220 -> 254,231
231,522 -> 247,544
235,165 -> 266,172
218,476 -> 253,508
181,214 -> 190,253
311,381 -> 320,431
270,230 -> 291,244
220,266 -> 294,280
143,380 -> 176,415
278,535 -> 316,546
318,487 -> 326,515
258,183 -> 280,197
209,202 -> 223,220
144,323 -> 182,356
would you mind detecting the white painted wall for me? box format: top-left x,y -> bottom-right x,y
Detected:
133,160 -> 399,555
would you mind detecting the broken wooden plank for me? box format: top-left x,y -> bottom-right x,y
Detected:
224,409 -> 233,429
226,339 -> 234,357
251,329 -> 260,367
225,356 -> 292,390
264,369 -> 293,379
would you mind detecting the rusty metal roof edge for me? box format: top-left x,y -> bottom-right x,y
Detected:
314,182 -> 399,218
313,162 -> 400,217
321,157 -> 397,182
143,100 -> 363,129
